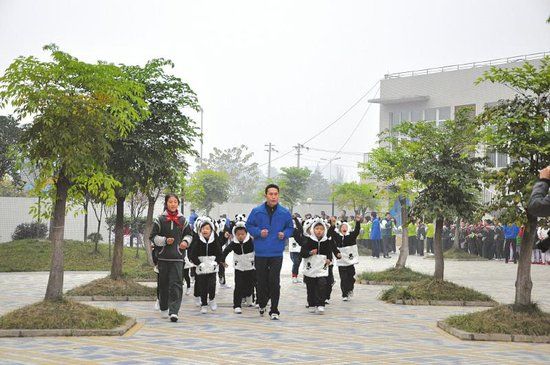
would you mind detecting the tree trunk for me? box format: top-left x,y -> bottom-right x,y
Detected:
44,172 -> 70,301
453,217 -> 460,249
110,194 -> 125,280
83,195 -> 89,242
433,216 -> 444,281
514,214 -> 537,306
395,196 -> 409,269
94,203 -> 103,254
143,195 -> 156,266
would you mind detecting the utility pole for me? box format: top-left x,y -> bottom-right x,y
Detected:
265,143 -> 278,178
294,143 -> 305,168
199,107 -> 204,169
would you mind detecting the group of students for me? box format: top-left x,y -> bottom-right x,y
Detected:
149,192 -> 364,322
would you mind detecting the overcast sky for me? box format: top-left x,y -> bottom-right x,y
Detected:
1,0 -> 549,181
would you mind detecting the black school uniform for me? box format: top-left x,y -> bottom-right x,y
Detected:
300,233 -> 340,308
329,221 -> 360,298
189,231 -> 223,306
222,233 -> 255,308
150,210 -> 193,316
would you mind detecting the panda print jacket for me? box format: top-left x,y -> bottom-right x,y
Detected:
328,221 -> 361,248
299,235 -> 340,261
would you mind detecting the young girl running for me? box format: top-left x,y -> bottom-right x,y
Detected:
189,217 -> 224,314
150,194 -> 193,322
222,220 -> 256,313
329,215 -> 361,301
300,218 -> 341,314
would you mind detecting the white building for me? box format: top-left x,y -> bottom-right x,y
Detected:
369,51 -> 548,170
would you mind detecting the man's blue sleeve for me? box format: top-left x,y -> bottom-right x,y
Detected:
246,209 -> 261,238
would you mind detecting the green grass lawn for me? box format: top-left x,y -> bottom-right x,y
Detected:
445,304 -> 550,336
66,276 -> 156,297
358,267 -> 433,283
380,278 -> 495,303
0,299 -> 128,330
0,239 -> 156,280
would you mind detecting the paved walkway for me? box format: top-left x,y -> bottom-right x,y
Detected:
1,254 -> 549,364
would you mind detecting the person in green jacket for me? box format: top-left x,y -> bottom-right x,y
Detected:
407,220 -> 417,255
361,216 -> 372,250
426,222 -> 435,253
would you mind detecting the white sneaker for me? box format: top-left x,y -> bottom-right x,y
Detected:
185,287 -> 191,296
170,314 -> 178,322
160,310 -> 169,318
343,297 -> 349,302
270,313 -> 279,320
200,306 -> 208,314
317,306 -> 325,314
259,307 -> 266,317
324,299 -> 330,305
309,306 -> 316,313
292,277 -> 298,283
246,296 -> 254,307
209,300 -> 217,311
221,283 -> 232,289
195,297 -> 201,307
154,299 -> 160,310
234,307 -> 242,314
349,291 -> 354,298
153,265 -> 159,274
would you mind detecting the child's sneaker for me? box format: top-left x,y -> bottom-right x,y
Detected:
160,310 -> 169,318
200,306 -> 208,314
170,314 -> 178,322
309,306 -> 316,313
234,307 -> 242,314
185,287 -> 191,296
195,297 -> 201,307
220,283 -> 232,289
342,297 -> 349,302
324,299 -> 330,305
154,299 -> 160,310
153,265 -> 159,274
316,306 -> 325,314
270,313 -> 279,320
209,300 -> 217,311
259,307 -> 266,317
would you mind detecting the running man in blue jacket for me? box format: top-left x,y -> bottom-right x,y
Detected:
246,184 -> 294,320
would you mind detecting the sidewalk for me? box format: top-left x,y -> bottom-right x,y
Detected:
0,254 -> 549,364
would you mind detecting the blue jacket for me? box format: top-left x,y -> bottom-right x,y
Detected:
246,203 -> 294,257
189,212 -> 198,227
370,217 -> 381,240
504,224 -> 519,240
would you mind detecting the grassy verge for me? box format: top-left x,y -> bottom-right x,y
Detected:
0,239 -> 156,280
445,304 -> 550,336
380,278 -> 494,303
0,299 -> 128,330
426,247 -> 487,261
66,276 -> 156,297
358,267 -> 432,283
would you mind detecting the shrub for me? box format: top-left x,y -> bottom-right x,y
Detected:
11,222 -> 48,240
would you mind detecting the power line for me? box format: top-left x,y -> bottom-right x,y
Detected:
258,79 -> 380,168
320,86 -> 380,172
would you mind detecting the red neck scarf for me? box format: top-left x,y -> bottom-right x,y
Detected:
165,210 -> 182,227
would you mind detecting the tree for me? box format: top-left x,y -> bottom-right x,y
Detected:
0,115 -> 22,184
476,57 -> 550,306
362,141 -> 417,269
393,109 -> 484,280
277,167 -> 311,211
331,182 -> 378,214
0,44 -> 147,300
201,145 -> 260,203
187,169 -> 230,215
305,167 -> 331,201
108,59 -> 199,278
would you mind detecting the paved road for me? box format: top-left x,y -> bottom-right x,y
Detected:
0,254 -> 549,364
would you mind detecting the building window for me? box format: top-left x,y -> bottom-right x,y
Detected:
411,110 -> 423,122
437,107 -> 451,124
497,152 -> 508,168
425,108 -> 436,121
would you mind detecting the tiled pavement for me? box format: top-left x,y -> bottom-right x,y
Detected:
1,254 -> 549,364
